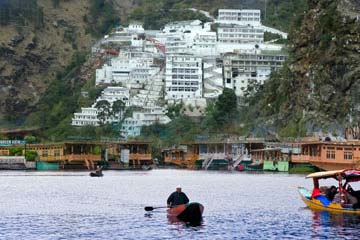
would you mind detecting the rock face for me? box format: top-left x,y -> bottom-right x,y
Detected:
0,1 -> 95,124
0,0 -> 135,125
249,0 -> 360,134
290,0 -> 360,126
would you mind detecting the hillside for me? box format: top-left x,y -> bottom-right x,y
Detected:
128,0 -> 307,32
0,0 -> 133,127
242,0 -> 360,137
3,0 -> 356,141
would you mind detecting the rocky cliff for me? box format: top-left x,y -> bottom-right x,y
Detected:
244,0 -> 360,136
0,0 -> 134,126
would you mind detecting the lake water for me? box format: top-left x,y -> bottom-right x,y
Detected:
0,169 -> 359,239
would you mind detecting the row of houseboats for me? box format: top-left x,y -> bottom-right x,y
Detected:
0,136 -> 359,171
162,137 -> 360,172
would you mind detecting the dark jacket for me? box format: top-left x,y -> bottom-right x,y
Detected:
167,191 -> 189,207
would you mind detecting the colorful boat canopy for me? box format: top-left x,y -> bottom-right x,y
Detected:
306,169 -> 360,181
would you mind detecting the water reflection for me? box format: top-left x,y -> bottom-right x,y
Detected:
167,215 -> 203,227
311,210 -> 360,238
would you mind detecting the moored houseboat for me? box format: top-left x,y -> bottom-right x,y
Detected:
26,142 -> 102,170
291,141 -> 360,171
162,138 -> 264,170
105,141 -> 153,169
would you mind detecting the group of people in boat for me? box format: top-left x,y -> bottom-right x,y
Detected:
312,184 -> 360,208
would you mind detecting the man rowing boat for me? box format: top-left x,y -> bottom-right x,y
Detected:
167,185 -> 189,208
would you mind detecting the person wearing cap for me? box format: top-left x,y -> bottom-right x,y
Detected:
167,185 -> 189,208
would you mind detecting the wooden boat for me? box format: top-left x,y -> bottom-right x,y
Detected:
167,202 -> 204,222
298,169 -> 360,214
89,172 -> 103,177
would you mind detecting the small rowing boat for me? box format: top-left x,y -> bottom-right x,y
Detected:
167,202 -> 204,223
89,172 -> 103,177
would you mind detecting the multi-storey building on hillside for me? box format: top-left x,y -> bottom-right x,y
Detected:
165,55 -> 203,102
217,24 -> 264,44
223,46 -> 287,96
121,106 -> 171,137
72,87 -> 130,126
95,50 -> 159,88
217,9 -> 261,26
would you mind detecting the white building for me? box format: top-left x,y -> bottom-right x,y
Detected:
95,50 -> 159,88
72,87 -> 130,126
192,32 -> 217,56
126,22 -> 145,34
122,106 -> 171,137
162,20 -> 210,34
216,9 -> 287,39
165,55 -> 203,102
72,107 -> 99,126
96,86 -> 130,106
217,9 -> 261,26
223,45 -> 287,96
217,24 -> 264,44
156,20 -> 216,56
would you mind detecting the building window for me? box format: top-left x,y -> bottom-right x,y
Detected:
326,150 -> 335,159
42,150 -> 48,157
344,151 -> 353,160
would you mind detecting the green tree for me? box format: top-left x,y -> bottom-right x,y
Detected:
95,100 -> 111,125
24,135 -> 36,144
111,100 -> 126,123
212,88 -> 238,127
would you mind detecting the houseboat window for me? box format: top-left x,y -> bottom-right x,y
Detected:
326,150 -> 335,159
54,150 -> 60,157
199,144 -> 207,154
42,150 -> 48,157
172,152 -> 176,160
336,148 -> 343,150
344,151 -> 353,160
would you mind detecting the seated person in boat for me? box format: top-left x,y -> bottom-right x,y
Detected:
331,187 -> 358,207
346,185 -> 360,208
323,186 -> 337,201
167,185 -> 189,208
347,185 -> 360,199
95,165 -> 103,174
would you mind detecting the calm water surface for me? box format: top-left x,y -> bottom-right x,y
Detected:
0,169 -> 359,239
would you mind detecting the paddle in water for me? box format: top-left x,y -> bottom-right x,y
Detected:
144,206 -> 168,211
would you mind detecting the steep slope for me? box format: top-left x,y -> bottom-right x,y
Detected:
0,0 -> 134,127
128,0 -> 307,32
244,0 -> 360,136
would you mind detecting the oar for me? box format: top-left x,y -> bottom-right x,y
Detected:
144,206 -> 168,211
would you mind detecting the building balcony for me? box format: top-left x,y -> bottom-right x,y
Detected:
38,156 -> 66,162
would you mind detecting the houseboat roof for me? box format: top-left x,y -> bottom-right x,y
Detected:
251,148 -> 281,152
297,141 -> 360,146
182,139 -> 265,145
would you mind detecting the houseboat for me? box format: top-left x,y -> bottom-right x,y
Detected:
105,141 -> 152,169
163,138 -> 264,170
162,144 -> 199,169
26,142 -> 102,170
291,141 -> 360,171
